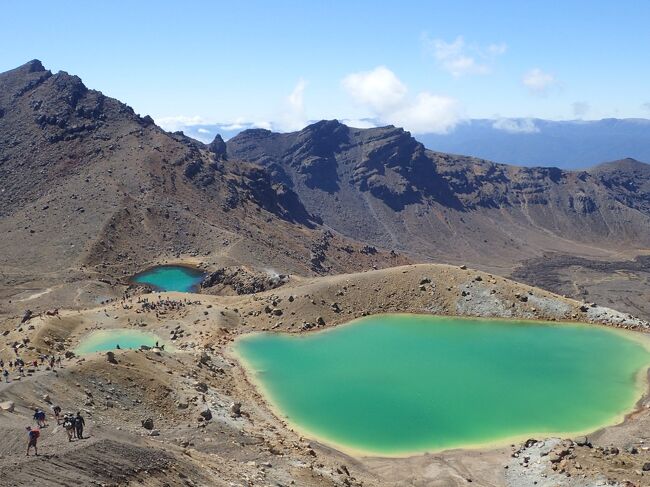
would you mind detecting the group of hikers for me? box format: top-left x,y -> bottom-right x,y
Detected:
25,407 -> 86,456
1,355 -> 63,383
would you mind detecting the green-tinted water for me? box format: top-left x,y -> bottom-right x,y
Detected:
76,329 -> 164,354
235,314 -> 650,455
131,265 -> 204,292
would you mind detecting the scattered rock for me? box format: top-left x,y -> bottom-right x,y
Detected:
142,418 -> 154,430
0,401 -> 15,412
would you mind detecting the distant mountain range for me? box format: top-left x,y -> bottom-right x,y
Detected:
417,118 -> 650,169
177,118 -> 650,170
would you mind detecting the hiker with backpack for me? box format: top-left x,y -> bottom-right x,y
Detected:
26,426 -> 40,456
51,404 -> 62,424
33,408 -> 46,428
63,414 -> 75,441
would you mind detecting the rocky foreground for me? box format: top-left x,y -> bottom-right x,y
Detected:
1,264 -> 650,487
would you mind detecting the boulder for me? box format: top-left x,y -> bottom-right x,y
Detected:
199,408 -> 212,421
141,418 -> 154,430
642,462 -> 650,472
106,351 -> 117,364
194,381 -> 208,393
0,401 -> 15,412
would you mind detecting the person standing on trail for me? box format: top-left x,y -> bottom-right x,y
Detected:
51,405 -> 62,424
2,368 -> 8,382
63,414 -> 75,441
75,412 -> 85,439
26,426 -> 39,456
49,357 -> 55,369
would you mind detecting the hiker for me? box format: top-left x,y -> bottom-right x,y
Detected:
2,368 -> 8,383
26,426 -> 39,456
33,408 -> 46,427
51,405 -> 62,424
75,412 -> 85,439
49,357 -> 55,369
63,414 -> 75,441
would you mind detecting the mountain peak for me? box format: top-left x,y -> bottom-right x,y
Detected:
589,157 -> 649,174
22,59 -> 46,73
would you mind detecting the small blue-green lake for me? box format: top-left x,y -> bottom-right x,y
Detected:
131,265 -> 204,292
76,329 -> 165,354
235,314 -> 650,456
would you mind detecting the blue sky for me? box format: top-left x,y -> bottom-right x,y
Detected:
2,0 -> 650,135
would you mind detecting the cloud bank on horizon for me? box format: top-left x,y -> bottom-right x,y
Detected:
156,31 -> 580,140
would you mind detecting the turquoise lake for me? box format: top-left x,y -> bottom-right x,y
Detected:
76,329 -> 164,354
131,265 -> 204,292
235,314 -> 650,456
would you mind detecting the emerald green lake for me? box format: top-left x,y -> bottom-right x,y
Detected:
76,329 -> 164,354
235,314 -> 650,456
131,265 -> 204,292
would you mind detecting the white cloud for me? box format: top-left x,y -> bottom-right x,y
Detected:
342,66 -> 461,134
641,102 -> 650,114
423,35 -> 507,77
391,93 -> 460,133
522,68 -> 557,95
492,118 -> 539,134
341,66 -> 407,113
340,118 -> 378,129
156,115 -> 210,132
276,78 -> 308,131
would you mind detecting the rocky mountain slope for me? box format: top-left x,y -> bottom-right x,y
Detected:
2,60 -> 649,320
0,61 -> 403,318
227,121 -> 650,317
